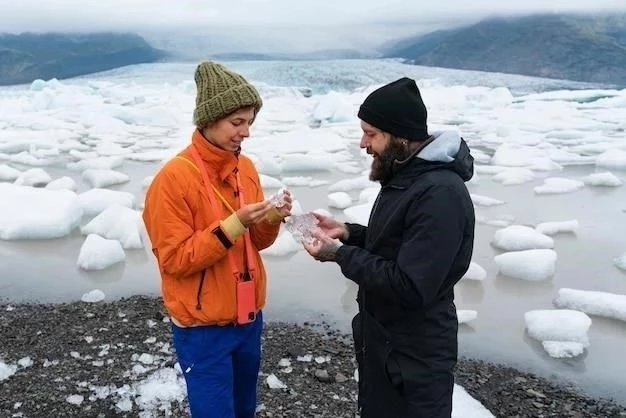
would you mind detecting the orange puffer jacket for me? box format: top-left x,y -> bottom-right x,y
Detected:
142,130 -> 281,326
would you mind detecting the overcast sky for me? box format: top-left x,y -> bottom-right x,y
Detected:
2,0 -> 626,54
1,0 -> 625,32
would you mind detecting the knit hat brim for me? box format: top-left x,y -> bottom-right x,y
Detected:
194,83 -> 262,128
358,104 -> 427,141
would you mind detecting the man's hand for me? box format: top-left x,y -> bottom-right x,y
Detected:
303,228 -> 342,262
311,212 -> 348,241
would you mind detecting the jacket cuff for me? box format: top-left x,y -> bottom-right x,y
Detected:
265,206 -> 284,225
335,245 -> 361,285
220,213 -> 246,243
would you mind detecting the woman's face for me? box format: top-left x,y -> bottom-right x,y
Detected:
203,107 -> 256,152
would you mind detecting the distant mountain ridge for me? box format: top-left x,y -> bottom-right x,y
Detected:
209,49 -> 380,61
0,32 -> 167,86
381,13 -> 626,85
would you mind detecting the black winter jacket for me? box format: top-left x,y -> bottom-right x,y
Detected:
335,131 -> 475,417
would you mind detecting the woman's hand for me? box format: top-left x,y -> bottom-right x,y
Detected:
236,201 -> 274,227
276,190 -> 292,218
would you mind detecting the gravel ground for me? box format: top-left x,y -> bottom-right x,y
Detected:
1,296 -> 625,418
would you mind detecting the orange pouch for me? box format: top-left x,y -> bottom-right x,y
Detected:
237,280 -> 256,325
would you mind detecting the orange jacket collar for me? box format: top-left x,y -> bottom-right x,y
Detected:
191,129 -> 239,181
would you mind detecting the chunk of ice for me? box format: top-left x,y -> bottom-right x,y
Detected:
583,172 -> 622,187
284,213 -> 319,245
268,187 -> 289,207
494,249 -> 557,281
492,225 -> 554,251
535,220 -> 578,236
554,288 -> 626,322
542,341 -> 585,358
461,262 -> 487,281
525,309 -> 591,346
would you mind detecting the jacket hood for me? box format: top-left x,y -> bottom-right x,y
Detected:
390,130 -> 474,185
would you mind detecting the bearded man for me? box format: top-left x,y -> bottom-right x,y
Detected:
304,77 -> 476,418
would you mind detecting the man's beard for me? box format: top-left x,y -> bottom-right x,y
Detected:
369,137 -> 412,183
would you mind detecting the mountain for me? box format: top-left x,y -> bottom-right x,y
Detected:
381,14 -> 626,85
0,32 -> 167,86
209,49 -> 380,61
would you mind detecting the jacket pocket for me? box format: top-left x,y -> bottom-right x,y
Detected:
385,349 -> 404,396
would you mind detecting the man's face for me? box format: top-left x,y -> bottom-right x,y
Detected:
360,121 -> 409,183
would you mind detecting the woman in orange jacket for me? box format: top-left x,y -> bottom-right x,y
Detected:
142,61 -> 291,418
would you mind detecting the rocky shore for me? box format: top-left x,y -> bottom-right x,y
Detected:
1,296 -> 624,417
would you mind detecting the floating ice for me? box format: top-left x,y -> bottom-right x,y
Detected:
251,154 -> 282,177
67,156 -> 124,171
583,172 -> 623,187
77,234 -> 126,270
45,176 -> 77,191
358,187 -> 380,204
542,341 -> 585,359
312,91 -> 354,123
554,288 -> 626,322
261,231 -> 300,256
480,215 -> 516,228
328,176 -> 377,192
491,143 -> 560,171
469,149 -> 491,164
494,249 -> 557,281
470,194 -> 505,207
595,149 -> 626,170
535,220 -> 579,236
141,176 -> 154,189
281,176 -> 329,188
457,310 -> 478,324
328,192 -> 352,209
82,169 -> 130,188
344,201 -> 374,225
260,174 -> 284,190
474,165 -> 509,175
81,204 -> 144,249
524,309 -> 591,346
491,168 -> 535,185
77,188 -> 136,217
492,225 -> 554,251
13,168 -> 52,187
281,154 -> 336,172
0,184 -> 82,240
461,262 -> 487,281
534,177 -> 584,195
0,164 -> 21,181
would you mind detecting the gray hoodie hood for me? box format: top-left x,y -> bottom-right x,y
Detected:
389,130 -> 474,185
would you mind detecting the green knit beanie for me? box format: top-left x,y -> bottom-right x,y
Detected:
193,61 -> 263,129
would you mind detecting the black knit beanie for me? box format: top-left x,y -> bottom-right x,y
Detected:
357,77 -> 428,141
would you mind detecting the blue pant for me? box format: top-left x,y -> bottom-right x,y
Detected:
171,312 -> 263,418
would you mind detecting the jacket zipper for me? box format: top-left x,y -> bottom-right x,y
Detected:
195,270 -> 205,310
